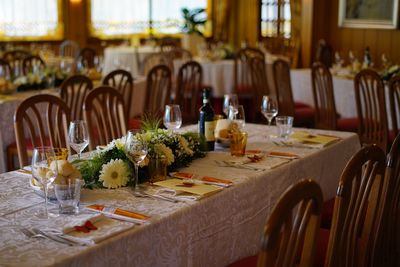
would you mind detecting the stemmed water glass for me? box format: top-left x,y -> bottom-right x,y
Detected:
163,104 -> 182,131
68,120 -> 89,159
125,130 -> 148,191
31,147 -> 58,219
261,96 -> 278,126
223,94 -> 239,117
228,105 -> 246,129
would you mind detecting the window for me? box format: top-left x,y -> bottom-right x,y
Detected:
260,0 -> 291,38
0,0 -> 63,41
89,0 -> 208,38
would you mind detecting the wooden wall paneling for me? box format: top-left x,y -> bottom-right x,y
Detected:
391,33 -> 400,64
364,30 -> 378,64
376,31 -> 392,67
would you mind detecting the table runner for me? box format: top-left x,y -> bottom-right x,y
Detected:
0,124 -> 360,266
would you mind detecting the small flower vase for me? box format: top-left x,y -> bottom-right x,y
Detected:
148,155 -> 167,183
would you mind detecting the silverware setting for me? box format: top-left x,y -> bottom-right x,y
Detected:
272,141 -> 317,149
20,227 -> 82,246
214,160 -> 266,172
133,190 -> 178,203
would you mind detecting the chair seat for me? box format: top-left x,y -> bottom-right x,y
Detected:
226,255 -> 258,267
294,107 -> 315,127
321,198 -> 335,229
295,101 -> 311,109
336,117 -> 359,132
128,117 -> 142,130
314,228 -> 330,267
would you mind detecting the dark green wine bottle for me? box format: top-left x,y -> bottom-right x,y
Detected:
199,87 -> 215,151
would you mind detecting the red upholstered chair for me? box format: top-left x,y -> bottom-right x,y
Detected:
311,62 -> 358,132
228,179 -> 323,267
314,145 -> 386,267
249,56 -> 271,123
10,94 -> 70,169
272,59 -> 315,127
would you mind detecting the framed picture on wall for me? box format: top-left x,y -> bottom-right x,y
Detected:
338,0 -> 399,29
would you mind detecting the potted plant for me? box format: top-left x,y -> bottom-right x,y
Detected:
181,7 -> 207,55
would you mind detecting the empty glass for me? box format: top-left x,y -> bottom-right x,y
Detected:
68,120 -> 89,159
125,130 -> 148,191
228,105 -> 245,129
55,179 -> 82,215
261,96 -> 278,125
31,147 -> 58,219
276,116 -> 294,139
223,94 -> 239,117
163,104 -> 182,130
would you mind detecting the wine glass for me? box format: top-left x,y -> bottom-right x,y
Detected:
228,105 -> 246,129
68,120 -> 89,159
163,104 -> 182,130
125,130 -> 148,191
31,147 -> 58,219
261,96 -> 278,125
223,94 -> 239,117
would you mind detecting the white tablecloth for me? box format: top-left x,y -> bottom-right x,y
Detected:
0,124 -> 360,266
103,46 -> 160,78
0,78 -> 146,173
290,69 -> 397,129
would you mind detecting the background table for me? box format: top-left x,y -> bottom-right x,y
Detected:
0,124 -> 360,266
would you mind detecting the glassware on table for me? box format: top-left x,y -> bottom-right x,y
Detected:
228,104 -> 246,129
125,129 -> 148,191
230,131 -> 248,156
276,116 -> 294,140
163,104 -> 182,130
54,179 -> 82,215
261,95 -> 278,126
223,94 -> 239,117
31,147 -> 58,219
68,120 -> 89,159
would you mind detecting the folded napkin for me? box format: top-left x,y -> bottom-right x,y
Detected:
154,179 -> 222,201
170,172 -> 233,187
267,151 -> 300,160
85,204 -> 151,225
290,131 -> 341,148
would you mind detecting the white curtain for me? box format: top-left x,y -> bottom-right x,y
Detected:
0,0 -> 59,37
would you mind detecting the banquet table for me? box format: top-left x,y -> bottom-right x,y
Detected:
0,77 -> 146,174
290,69 -> 397,129
103,46 -> 160,78
0,124 -> 360,267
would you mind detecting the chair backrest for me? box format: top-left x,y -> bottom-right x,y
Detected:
354,69 -> 388,152
3,50 -> 30,77
141,52 -> 169,76
0,59 -> 12,78
103,69 -> 134,118
257,179 -> 323,267
175,61 -> 203,124
272,59 -> 295,116
14,94 -> 70,168
388,75 -> 400,137
325,145 -> 386,267
83,86 -> 127,150
249,56 -> 270,107
372,132 -> 400,266
311,62 -> 337,130
315,39 -> 333,68
22,55 -> 46,75
79,47 -> 97,69
145,64 -> 172,116
59,40 -> 80,59
60,74 -> 93,121
234,47 -> 265,94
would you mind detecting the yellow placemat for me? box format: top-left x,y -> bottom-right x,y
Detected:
154,178 -> 222,197
290,131 -> 340,147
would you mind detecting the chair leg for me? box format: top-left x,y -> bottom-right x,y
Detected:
7,148 -> 16,172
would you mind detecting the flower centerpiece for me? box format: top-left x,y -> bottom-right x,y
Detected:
14,67 -> 68,92
76,116 -> 206,189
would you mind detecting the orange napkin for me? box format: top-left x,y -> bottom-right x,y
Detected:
171,172 -> 233,187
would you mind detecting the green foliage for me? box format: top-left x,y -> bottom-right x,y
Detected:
140,112 -> 162,132
181,7 -> 206,36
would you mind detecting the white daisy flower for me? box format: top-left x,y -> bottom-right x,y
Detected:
99,159 -> 130,189
154,143 -> 174,165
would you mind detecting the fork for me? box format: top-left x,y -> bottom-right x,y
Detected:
215,160 -> 266,171
133,189 -> 179,203
20,227 -> 78,246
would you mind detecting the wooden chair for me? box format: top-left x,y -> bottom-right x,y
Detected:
59,39 -> 80,60
388,75 -> 400,143
324,145 -> 386,267
60,74 -> 93,121
354,69 -> 388,152
22,55 -> 46,75
175,61 -> 203,124
163,47 -> 192,74
272,59 -> 315,127
83,86 -> 127,150
315,40 -> 333,68
249,56 -> 270,122
12,94 -> 70,168
103,69 -> 134,119
311,62 -> 359,132
230,179 -> 323,267
145,64 -> 172,116
0,59 -> 12,78
79,47 -> 97,69
3,50 -> 30,77
141,52 -> 169,76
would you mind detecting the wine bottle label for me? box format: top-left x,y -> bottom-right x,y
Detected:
204,121 -> 215,141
